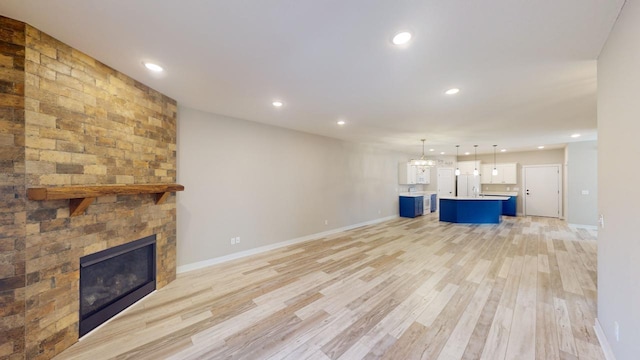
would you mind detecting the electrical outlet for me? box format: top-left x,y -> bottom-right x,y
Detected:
324,220 -> 328,225
236,237 -> 240,244
615,321 -> 620,342
599,214 -> 605,229
230,237 -> 235,245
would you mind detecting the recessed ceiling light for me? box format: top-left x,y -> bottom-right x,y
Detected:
440,152 -> 445,155
445,88 -> 460,95
429,148 -> 435,152
571,133 -> 581,138
464,152 -> 470,155
143,62 -> 163,72
392,31 -> 412,45
272,101 -> 283,107
538,146 -> 545,149
337,120 -> 346,126
501,149 -> 507,152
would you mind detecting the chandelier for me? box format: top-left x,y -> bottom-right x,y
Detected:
410,139 -> 436,167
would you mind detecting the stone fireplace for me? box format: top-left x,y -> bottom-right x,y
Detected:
0,16 -> 178,359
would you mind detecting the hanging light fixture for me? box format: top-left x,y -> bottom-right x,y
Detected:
410,139 -> 435,167
492,145 -> 498,176
454,145 -> 461,176
473,145 -> 479,176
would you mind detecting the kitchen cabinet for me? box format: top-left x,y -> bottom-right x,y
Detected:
502,196 -> 517,216
457,161 -> 481,175
416,167 -> 430,184
483,195 -> 518,216
398,162 -> 417,184
398,163 -> 430,184
399,195 -> 424,218
500,164 -> 517,184
480,164 -> 493,184
480,163 -> 517,184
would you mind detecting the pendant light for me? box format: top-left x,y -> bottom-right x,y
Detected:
492,145 -> 498,176
473,145 -> 479,176
454,145 -> 461,176
410,139 -> 435,167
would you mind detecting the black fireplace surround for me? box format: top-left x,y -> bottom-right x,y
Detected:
79,235 -> 156,336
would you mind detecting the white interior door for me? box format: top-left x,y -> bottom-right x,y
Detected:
523,165 -> 561,217
437,168 -> 454,198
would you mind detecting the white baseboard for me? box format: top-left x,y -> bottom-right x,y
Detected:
594,318 -> 616,360
177,215 -> 398,274
569,223 -> 598,230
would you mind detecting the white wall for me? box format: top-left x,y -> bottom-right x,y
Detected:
566,141 -> 598,227
177,106 -> 411,267
598,1 -> 640,358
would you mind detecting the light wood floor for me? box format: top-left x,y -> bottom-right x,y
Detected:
55,215 -> 603,360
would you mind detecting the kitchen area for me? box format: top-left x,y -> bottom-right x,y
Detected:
398,153 -> 519,223
397,161 -> 437,218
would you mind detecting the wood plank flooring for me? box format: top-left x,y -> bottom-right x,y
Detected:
54,215 -> 603,360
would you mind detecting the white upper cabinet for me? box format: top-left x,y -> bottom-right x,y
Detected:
416,167 -> 430,184
457,161 -> 481,175
398,162 -> 431,184
499,163 -> 517,184
480,164 -> 494,184
398,162 -> 417,184
480,163 -> 518,184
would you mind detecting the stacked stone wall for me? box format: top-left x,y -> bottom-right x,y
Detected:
0,15 -> 178,359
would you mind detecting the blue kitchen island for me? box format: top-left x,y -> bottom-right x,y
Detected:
439,196 -> 509,224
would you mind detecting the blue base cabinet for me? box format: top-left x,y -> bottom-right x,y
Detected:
399,196 -> 424,218
484,195 -> 517,216
502,196 -> 517,216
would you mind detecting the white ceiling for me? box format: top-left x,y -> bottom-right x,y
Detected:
0,0 -> 625,155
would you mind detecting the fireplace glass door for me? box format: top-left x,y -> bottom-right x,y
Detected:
79,235 -> 156,336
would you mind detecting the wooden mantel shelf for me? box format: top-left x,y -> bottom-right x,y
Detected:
27,184 -> 185,216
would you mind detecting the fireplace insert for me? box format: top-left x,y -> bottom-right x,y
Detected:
79,235 -> 156,336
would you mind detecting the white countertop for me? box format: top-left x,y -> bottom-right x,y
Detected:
440,196 -> 510,201
480,191 -> 518,196
399,191 -> 436,197
399,193 -> 424,197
